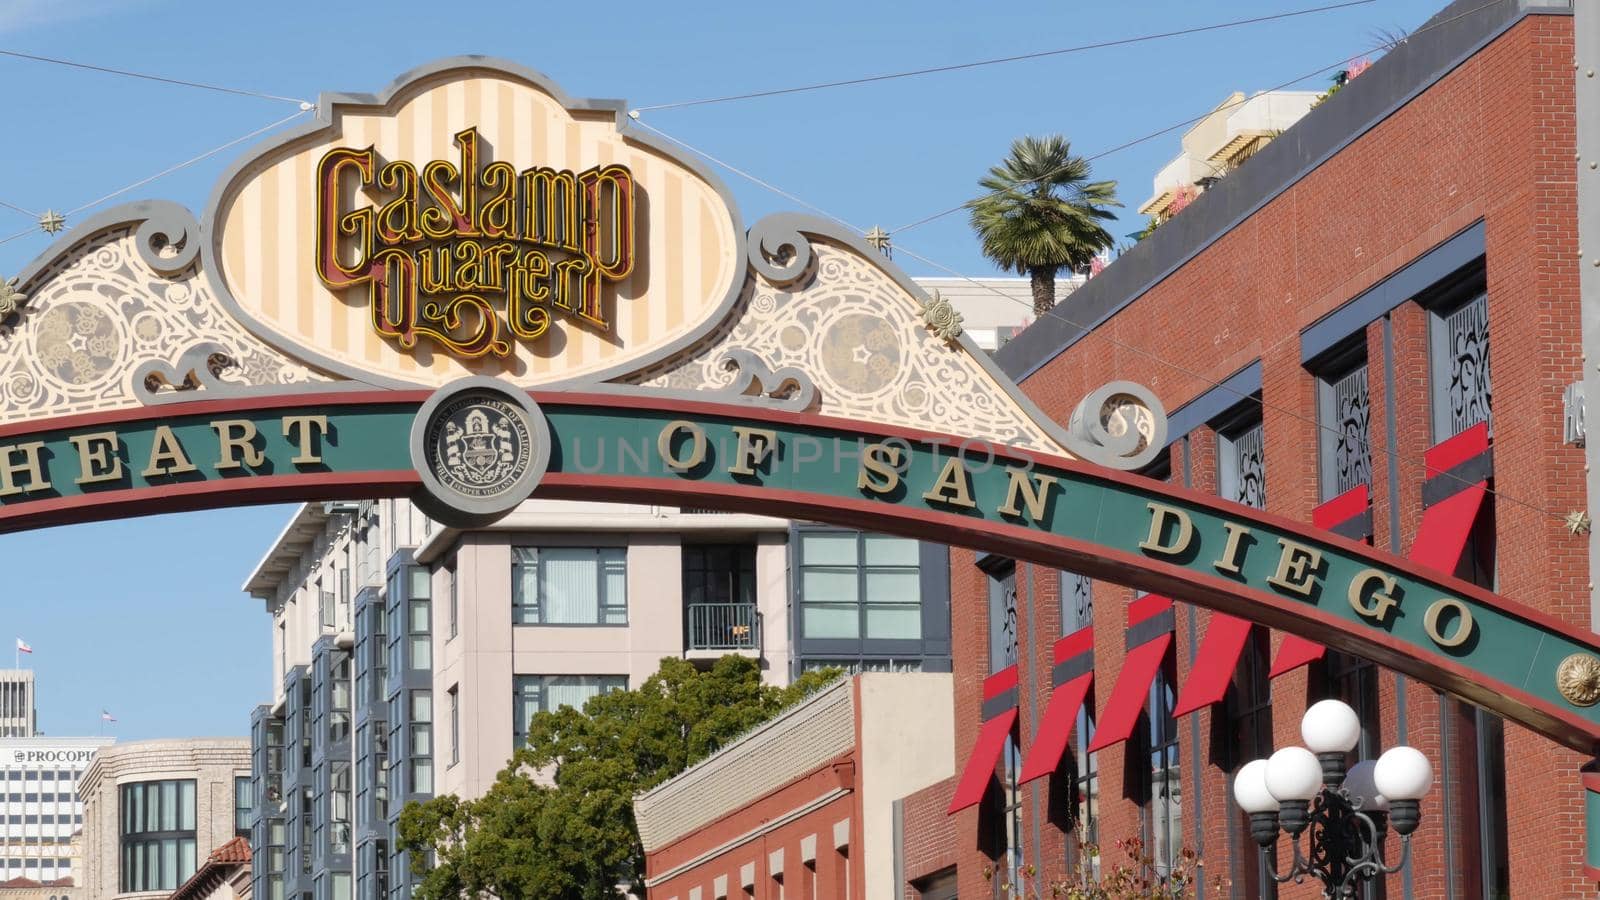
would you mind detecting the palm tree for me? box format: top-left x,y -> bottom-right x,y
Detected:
967,135 -> 1121,316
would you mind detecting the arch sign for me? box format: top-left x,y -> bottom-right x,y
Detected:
6,58 -> 1600,758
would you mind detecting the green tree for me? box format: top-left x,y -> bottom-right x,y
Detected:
396,656 -> 839,900
967,135 -> 1121,316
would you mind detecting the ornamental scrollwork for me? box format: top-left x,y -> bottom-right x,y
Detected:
1065,381 -> 1168,471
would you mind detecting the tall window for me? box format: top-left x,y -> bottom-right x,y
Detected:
319,579 -> 334,631
234,775 -> 252,836
999,735 -> 1023,887
986,562 -> 1018,673
407,568 -> 431,672
512,547 -> 628,625
446,562 -> 458,639
1146,659 -> 1181,875
1061,571 -> 1092,635
119,779 -> 197,893
1429,290 -> 1491,441
1218,413 -> 1266,509
1073,705 -> 1099,877
684,544 -> 759,650
512,675 -> 626,748
409,690 -> 433,795
1318,357 -> 1372,500
798,532 -> 922,641
1229,631 -> 1276,898
448,686 -> 460,767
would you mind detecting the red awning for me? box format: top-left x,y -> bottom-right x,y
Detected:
1409,482 -> 1486,572
1019,674 -> 1092,783
947,667 -> 1020,815
1018,628 -> 1096,784
947,708 -> 1018,813
1271,486 -> 1372,677
1172,614 -> 1252,717
1087,596 -> 1172,752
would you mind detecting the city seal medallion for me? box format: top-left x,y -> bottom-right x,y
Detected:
410,377 -> 551,526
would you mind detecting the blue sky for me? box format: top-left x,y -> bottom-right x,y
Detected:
0,0 -> 1447,740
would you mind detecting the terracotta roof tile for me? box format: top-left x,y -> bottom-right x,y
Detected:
209,835 -> 251,864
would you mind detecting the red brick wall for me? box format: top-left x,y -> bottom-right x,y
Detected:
920,12 -> 1586,899
900,776 -> 957,897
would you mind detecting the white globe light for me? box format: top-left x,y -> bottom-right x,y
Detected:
1374,746 -> 1433,801
1234,759 -> 1279,813
1301,699 -> 1361,754
1341,759 -> 1388,811
1265,746 -> 1322,802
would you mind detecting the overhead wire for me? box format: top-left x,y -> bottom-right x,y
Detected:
0,107 -> 313,249
887,0 -> 1505,236
630,0 -> 1377,114
630,124 -> 1571,530
0,48 -> 312,106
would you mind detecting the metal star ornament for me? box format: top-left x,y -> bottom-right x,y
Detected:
864,226 -> 892,258
37,210 -> 65,235
1567,510 -> 1592,535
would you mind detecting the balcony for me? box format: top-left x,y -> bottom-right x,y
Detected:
686,603 -> 761,655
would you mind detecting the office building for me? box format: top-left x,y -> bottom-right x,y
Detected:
0,673 -> 36,739
0,736 -> 110,888
77,739 -> 251,899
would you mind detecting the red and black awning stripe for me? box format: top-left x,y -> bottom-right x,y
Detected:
1087,595 -> 1174,752
1270,484 -> 1375,676
1019,627 -> 1094,784
947,666 -> 1020,814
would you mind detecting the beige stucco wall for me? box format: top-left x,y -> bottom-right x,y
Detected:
426,501 -> 792,801
77,739 -> 249,900
856,672 -> 954,900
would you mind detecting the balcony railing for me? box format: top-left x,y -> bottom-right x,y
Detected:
687,603 -> 761,651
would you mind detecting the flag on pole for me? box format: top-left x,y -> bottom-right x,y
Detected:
15,638 -> 30,655
101,710 -> 116,723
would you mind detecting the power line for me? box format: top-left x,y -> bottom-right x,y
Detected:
631,0 -> 1377,114
0,48 -> 312,106
0,108 -> 313,249
67,108 -> 311,216
887,0 -> 1503,236
0,199 -> 36,219
631,121 -> 1571,529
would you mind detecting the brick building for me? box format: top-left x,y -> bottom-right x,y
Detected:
901,0 -> 1587,896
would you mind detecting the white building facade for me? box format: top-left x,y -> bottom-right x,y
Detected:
0,738 -> 113,886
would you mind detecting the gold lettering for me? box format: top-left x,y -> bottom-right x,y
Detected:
212,420 -> 266,471
857,444 -> 903,495
143,426 -> 197,478
997,468 -> 1058,522
657,421 -> 706,471
1267,538 -> 1324,597
921,456 -> 975,509
1139,502 -> 1194,557
728,427 -> 777,476
67,432 -> 122,486
1424,598 -> 1474,648
0,441 -> 50,497
1213,521 -> 1252,576
282,415 -> 330,466
1347,569 -> 1400,623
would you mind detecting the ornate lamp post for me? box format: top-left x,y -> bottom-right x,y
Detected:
1232,700 -> 1433,898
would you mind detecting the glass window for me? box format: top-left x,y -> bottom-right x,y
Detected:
798,531 -> 921,641
684,544 -> 760,651
512,675 -> 626,748
118,780 -> 198,892
1229,631 -> 1276,898
998,735 -> 1023,887
512,547 -> 628,625
446,562 -> 458,639
986,563 -> 1018,674
1146,659 -> 1181,876
448,686 -> 460,767
1072,706 -> 1100,878
1060,571 -> 1093,635
234,776 -> 252,836
1318,359 -> 1372,500
1430,290 -> 1492,441
1218,415 -> 1266,510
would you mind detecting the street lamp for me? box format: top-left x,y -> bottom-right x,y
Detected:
1232,699 -> 1432,897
